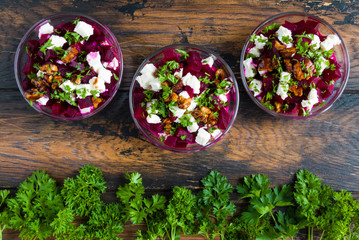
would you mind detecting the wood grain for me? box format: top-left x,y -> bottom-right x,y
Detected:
1,0 -> 358,239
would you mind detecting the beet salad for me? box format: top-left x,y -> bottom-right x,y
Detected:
133,48 -> 234,148
21,17 -> 120,117
244,19 -> 342,116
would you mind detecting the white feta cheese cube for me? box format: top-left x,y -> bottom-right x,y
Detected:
38,23 -> 54,38
146,99 -> 158,114
74,21 -> 94,39
174,68 -> 183,79
179,91 -> 190,99
315,56 -> 330,75
146,114 -> 162,124
301,88 -> 319,110
187,116 -> 199,133
243,57 -> 256,78
140,63 -> 157,77
47,35 -> 67,49
195,128 -> 211,146
136,75 -> 151,90
75,84 -> 93,99
60,80 -> 77,92
201,56 -> 215,67
103,57 -> 119,70
311,34 -> 321,50
170,105 -> 186,119
36,95 -> 49,105
276,72 -> 291,100
79,106 -> 93,114
254,34 -> 268,50
187,99 -> 197,112
218,93 -> 228,103
182,73 -> 201,94
211,128 -> 222,138
98,67 -> 112,84
249,79 -> 262,97
89,77 -> 106,93
36,70 -> 45,78
320,34 -> 341,52
249,47 -> 261,57
276,26 -> 293,48
87,52 -> 103,73
149,78 -> 162,92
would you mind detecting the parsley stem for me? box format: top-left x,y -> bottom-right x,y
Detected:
270,211 -> 278,226
319,230 -> 325,240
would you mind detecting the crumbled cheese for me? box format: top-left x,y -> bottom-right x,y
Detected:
38,23 -> 54,38
182,73 -> 201,94
311,34 -> 321,50
187,116 -> 199,133
254,34 -> 268,50
170,105 -> 186,119
103,57 -> 119,70
259,70 -> 267,76
174,68 -> 183,79
59,80 -> 77,92
89,77 -> 106,93
79,106 -> 93,114
98,67 -> 112,84
218,94 -> 228,103
276,72 -> 291,100
187,99 -> 197,112
179,91 -> 190,99
243,57 -> 256,78
36,95 -> 49,105
249,79 -> 262,97
211,128 -> 222,138
201,56 -> 215,67
249,47 -> 261,57
276,26 -> 293,48
301,88 -> 319,110
36,70 -> 45,77
195,128 -> 211,146
315,56 -> 330,75
146,99 -> 158,114
86,52 -> 103,73
47,35 -> 67,49
74,21 -> 94,39
59,80 -> 96,98
146,114 -> 162,124
135,64 -> 162,92
320,34 -> 341,52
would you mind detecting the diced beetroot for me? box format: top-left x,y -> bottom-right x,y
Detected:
262,75 -> 273,93
51,102 -> 64,116
103,47 -> 115,61
217,108 -> 230,130
317,80 -> 332,99
26,40 -> 39,53
83,41 -> 101,52
64,106 -> 79,118
69,60 -> 85,71
134,106 -> 145,121
78,96 -> 93,108
133,88 -> 146,104
81,70 -> 97,83
282,20 -> 298,33
21,78 -> 32,91
22,59 -> 33,75
302,20 -> 320,35
56,22 -> 75,32
201,64 -> 215,79
184,51 -> 202,75
175,127 -> 195,142
162,48 -> 181,62
35,50 -> 45,61
45,49 -> 57,61
164,136 -> 177,147
184,86 -> 194,97
200,82 -> 209,94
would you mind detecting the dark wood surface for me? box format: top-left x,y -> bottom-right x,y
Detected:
0,0 -> 358,239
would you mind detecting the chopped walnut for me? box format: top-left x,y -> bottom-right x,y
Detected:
215,69 -> 226,81
62,47 -> 79,63
304,58 -> 316,80
163,118 -> 172,135
207,113 -> 219,127
258,58 -> 273,72
31,78 -> 49,92
192,106 -> 212,124
280,47 -> 296,58
289,85 -> 303,97
71,74 -> 81,85
274,40 -> 286,51
283,59 -> 293,73
172,80 -> 183,92
24,88 -> 43,101
178,96 -> 192,109
51,75 -> 63,89
293,61 -> 305,81
40,64 -> 58,75
274,101 -> 282,113
92,97 -> 103,108
164,92 -> 178,103
161,80 -> 171,88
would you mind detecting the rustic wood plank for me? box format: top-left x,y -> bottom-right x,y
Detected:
0,90 -> 358,192
0,0 -> 358,90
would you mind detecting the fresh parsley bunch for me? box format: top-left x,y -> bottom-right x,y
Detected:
5,170 -> 64,240
0,190 -> 10,240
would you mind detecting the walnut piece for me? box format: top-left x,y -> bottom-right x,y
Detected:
274,101 -> 282,113
164,92 -> 178,103
178,96 -> 192,109
92,97 -> 103,108
24,88 -> 43,101
289,85 -> 303,97
62,47 -> 79,64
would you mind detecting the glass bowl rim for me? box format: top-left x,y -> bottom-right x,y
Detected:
14,12 -> 124,120
129,43 -> 240,152
239,11 -> 350,119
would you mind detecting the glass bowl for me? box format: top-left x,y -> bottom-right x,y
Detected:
129,44 -> 240,152
14,13 -> 123,120
240,12 -> 350,119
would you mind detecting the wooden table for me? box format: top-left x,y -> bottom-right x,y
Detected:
1,0 -> 358,239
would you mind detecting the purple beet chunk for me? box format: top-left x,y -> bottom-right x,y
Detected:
51,102 -> 64,116
162,48 -> 181,62
164,136 -> 177,147
317,80 -> 332,99
303,20 -> 320,35
103,47 -> 115,61
78,96 -> 93,108
151,123 -> 164,133
175,140 -> 188,148
184,86 -> 194,97
201,64 -> 215,79
262,75 -> 273,93
27,40 -> 40,53
282,20 -> 298,33
56,22 -> 75,32
45,49 -> 57,61
22,59 -> 34,75
64,105 -> 79,118
217,108 -> 230,130
84,41 -> 101,52
57,65 -> 69,78
133,88 -> 146,104
184,51 -> 202,75
21,78 -> 32,91
134,105 -> 145,121
175,127 -> 196,143
69,60 -> 85,71
82,70 -> 97,83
